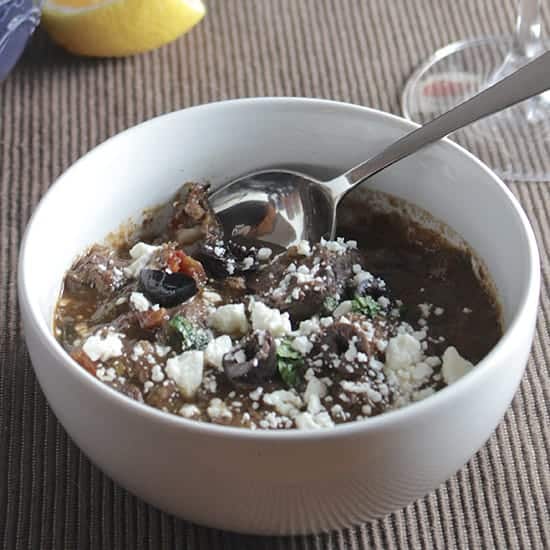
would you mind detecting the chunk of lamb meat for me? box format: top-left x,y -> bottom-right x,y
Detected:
305,314 -> 397,416
169,182 -> 223,245
65,245 -> 128,296
306,314 -> 391,379
247,243 -> 362,324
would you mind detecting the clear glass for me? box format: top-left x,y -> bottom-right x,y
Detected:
402,0 -> 550,182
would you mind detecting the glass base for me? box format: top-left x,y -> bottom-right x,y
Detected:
402,36 -> 550,182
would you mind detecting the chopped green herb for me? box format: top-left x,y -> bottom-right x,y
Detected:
352,294 -> 381,318
322,295 -> 339,314
169,314 -> 209,351
276,338 -> 304,387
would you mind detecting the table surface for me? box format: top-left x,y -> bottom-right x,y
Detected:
1,1 -> 549,548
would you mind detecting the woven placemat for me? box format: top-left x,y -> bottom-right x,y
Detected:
1,1 -> 549,548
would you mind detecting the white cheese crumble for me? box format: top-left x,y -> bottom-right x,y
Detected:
333,300 -> 353,318
202,290 -> 223,304
418,303 -> 432,318
257,247 -> 272,260
299,317 -> 320,336
384,333 -> 423,372
180,404 -> 200,418
130,291 -> 151,312
124,242 -> 160,278
83,332 -> 124,362
291,335 -> 313,355
207,398 -> 233,420
304,376 -> 327,414
295,411 -> 334,430
250,301 -> 291,337
209,303 -> 249,335
165,350 -> 204,398
204,335 -> 233,371
295,240 -> 311,256
263,390 -> 302,418
442,346 -> 474,384
151,364 -> 165,382
249,387 -> 263,401
96,367 -> 116,382
154,344 -> 171,357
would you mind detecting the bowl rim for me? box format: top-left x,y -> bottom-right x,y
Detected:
18,96 -> 541,442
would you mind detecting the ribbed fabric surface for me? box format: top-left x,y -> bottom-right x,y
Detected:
1,1 -> 549,548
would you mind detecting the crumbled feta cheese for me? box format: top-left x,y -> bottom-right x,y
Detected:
165,350 -> 204,398
154,344 -> 171,357
124,242 -> 160,278
320,237 -> 346,254
250,301 -> 291,337
263,390 -> 302,418
295,411 -> 334,429
434,307 -> 444,316
249,387 -> 263,401
340,380 -> 382,403
299,318 -> 320,336
378,296 -> 391,309
257,247 -> 272,261
418,303 -> 432,318
463,307 -> 472,314
333,300 -> 353,318
291,335 -> 313,355
143,381 -> 154,393
202,290 -> 223,304
130,291 -> 151,312
384,333 -> 422,372
96,367 -> 116,382
233,350 -> 247,363
204,335 -> 233,371
295,240 -> 311,256
151,364 -> 165,382
425,356 -> 441,367
442,346 -> 474,384
304,377 -> 327,414
207,398 -> 233,420
242,256 -> 255,270
180,404 -> 200,418
209,303 -> 249,335
83,332 -> 124,362
412,362 -> 433,381
353,270 -> 374,286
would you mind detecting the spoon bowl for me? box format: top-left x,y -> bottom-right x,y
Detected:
210,169 -> 335,248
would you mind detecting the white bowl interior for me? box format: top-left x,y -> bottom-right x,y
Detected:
24,99 -> 530,339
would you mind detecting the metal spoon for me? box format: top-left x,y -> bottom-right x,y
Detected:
210,50 -> 550,249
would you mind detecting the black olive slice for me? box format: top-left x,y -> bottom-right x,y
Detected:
223,330 -> 277,388
197,238 -> 259,278
138,269 -> 197,307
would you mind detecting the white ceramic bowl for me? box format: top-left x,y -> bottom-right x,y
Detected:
19,98 -> 540,535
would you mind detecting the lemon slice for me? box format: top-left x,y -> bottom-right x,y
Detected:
42,0 -> 206,57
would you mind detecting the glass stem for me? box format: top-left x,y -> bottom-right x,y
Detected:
510,0 -> 543,60
489,0 -> 543,85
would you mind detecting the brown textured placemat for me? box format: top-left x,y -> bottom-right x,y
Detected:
1,1 -> 549,548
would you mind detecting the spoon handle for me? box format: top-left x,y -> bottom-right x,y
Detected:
332,49 -> 550,196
